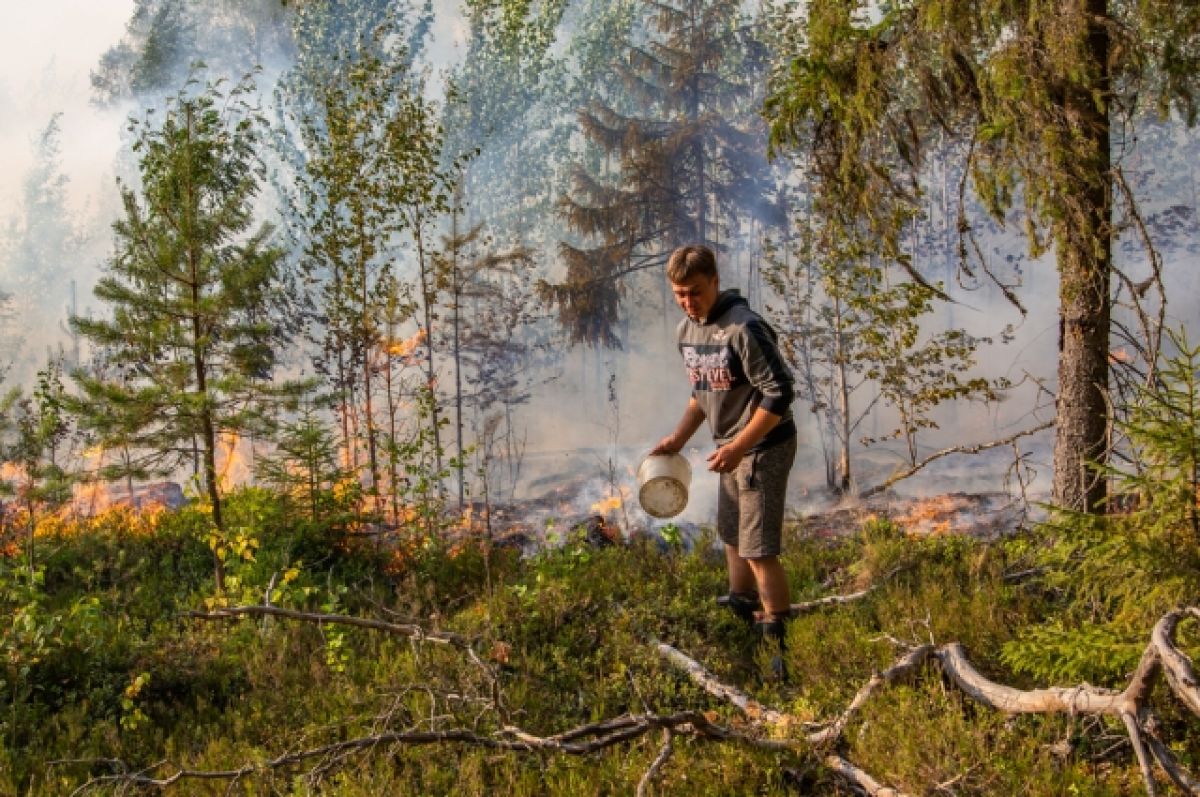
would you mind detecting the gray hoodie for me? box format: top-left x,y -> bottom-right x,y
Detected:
676,289 -> 796,450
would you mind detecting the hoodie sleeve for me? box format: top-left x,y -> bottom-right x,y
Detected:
734,318 -> 794,416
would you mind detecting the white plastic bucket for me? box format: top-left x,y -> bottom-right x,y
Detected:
637,454 -> 691,518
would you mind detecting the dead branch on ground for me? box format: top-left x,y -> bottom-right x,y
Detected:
659,607 -> 1200,796
790,565 -> 909,616
656,641 -> 911,796
71,599 -> 1200,795
185,604 -> 473,648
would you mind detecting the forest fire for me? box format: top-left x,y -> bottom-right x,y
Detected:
386,328 -> 427,361
589,490 -> 626,515
0,462 -> 24,483
801,491 -> 1026,540
217,432 -> 252,490
893,494 -> 964,535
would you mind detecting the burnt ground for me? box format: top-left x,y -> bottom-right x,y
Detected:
467,482 -> 1034,556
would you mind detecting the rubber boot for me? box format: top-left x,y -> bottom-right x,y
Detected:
716,590 -> 762,624
755,613 -> 789,683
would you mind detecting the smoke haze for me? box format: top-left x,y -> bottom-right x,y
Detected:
3,3 -> 1199,526
0,2 -> 132,216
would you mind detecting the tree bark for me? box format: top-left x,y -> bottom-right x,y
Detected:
1052,0 -> 1112,512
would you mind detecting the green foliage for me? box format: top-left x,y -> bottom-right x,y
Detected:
544,0 -> 782,346
90,0 -> 294,104
0,362 -> 75,511
0,494 -> 1190,795
766,231 -> 1005,489
855,276 -> 1005,465
762,0 -> 1200,510
1001,330 -> 1200,684
275,15 -> 462,515
69,69 -> 306,591
253,393 -> 350,523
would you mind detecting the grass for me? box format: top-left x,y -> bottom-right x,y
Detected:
1,490 -> 1196,795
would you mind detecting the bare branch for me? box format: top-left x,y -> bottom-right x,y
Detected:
823,754 -> 913,797
1120,710 -> 1159,797
64,712 -> 778,793
185,604 -> 473,648
1145,728 -> 1200,796
791,587 -> 873,614
1152,607 -> 1200,716
790,565 -> 908,616
656,642 -> 912,795
860,421 -> 1053,499
935,642 -> 1127,714
1112,165 -> 1167,381
636,730 -> 675,797
808,645 -> 937,745
654,642 -> 791,727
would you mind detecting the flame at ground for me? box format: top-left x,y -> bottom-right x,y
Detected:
893,495 -> 973,535
590,486 -> 630,515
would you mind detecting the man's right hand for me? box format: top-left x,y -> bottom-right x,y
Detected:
649,436 -> 681,456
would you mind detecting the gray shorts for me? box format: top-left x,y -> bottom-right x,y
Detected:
716,436 -> 797,558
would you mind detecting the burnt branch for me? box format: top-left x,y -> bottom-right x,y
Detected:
860,420 -> 1054,499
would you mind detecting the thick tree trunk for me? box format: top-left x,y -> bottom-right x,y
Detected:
1052,0 -> 1112,512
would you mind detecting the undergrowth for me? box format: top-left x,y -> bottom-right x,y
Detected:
2,482 -> 1197,795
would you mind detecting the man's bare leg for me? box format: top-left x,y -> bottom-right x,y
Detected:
746,555 -> 790,617
724,544 -> 757,594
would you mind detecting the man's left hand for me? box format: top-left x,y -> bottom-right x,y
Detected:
707,443 -> 746,473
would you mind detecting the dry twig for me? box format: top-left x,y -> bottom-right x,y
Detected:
185,604 -> 472,648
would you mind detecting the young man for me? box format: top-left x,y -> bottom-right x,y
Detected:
650,244 -> 797,670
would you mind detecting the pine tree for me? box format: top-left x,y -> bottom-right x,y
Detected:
545,0 -> 782,346
763,0 -> 1200,511
70,74 -> 299,591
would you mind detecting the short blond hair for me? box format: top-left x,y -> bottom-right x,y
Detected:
667,244 -> 717,283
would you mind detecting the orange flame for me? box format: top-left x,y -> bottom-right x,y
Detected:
386,328 -> 427,359
590,486 -> 630,515
893,495 -> 968,536
217,432 -> 253,490
590,495 -> 623,514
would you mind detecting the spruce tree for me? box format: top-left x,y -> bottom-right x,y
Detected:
70,74 -> 297,591
545,0 -> 782,346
